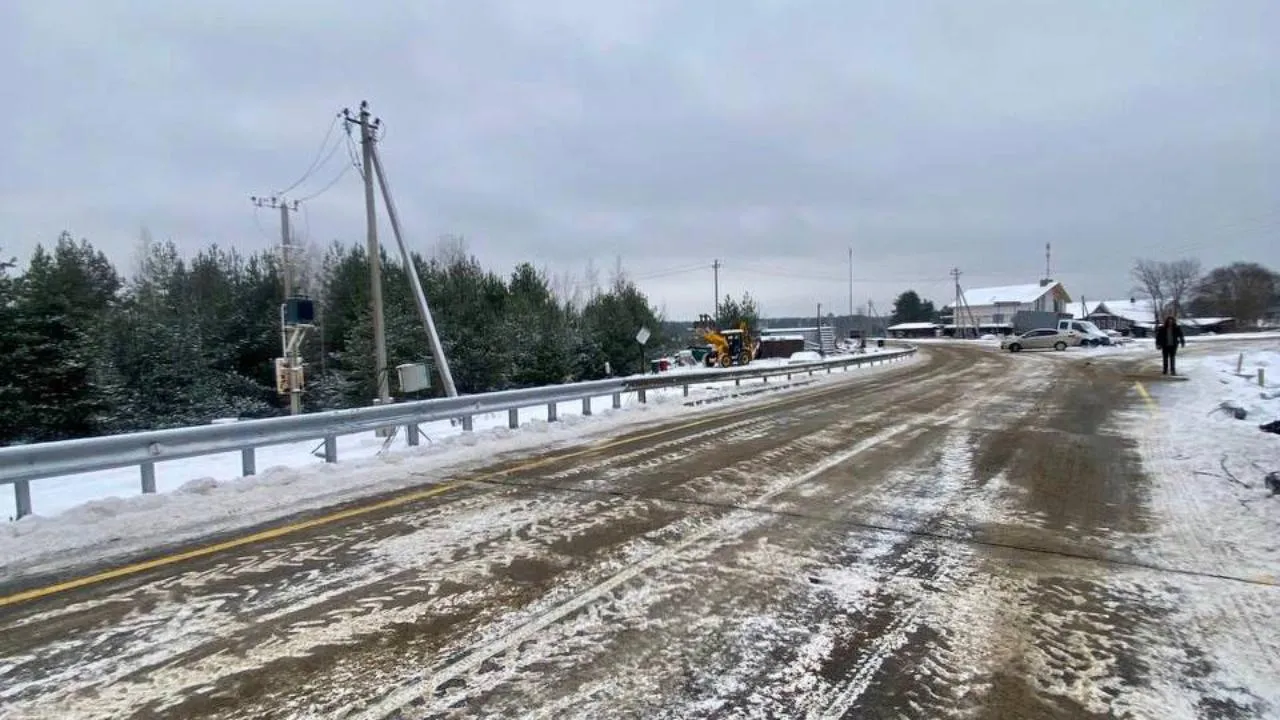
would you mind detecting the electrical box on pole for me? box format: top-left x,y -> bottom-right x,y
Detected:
397,363 -> 431,394
284,297 -> 316,326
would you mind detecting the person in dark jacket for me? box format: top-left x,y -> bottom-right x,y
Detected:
1155,315 -> 1186,375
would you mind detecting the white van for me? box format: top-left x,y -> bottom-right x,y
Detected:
1057,319 -> 1110,346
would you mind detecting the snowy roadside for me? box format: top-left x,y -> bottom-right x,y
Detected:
1119,345 -> 1280,715
0,348 -> 899,522
1127,344 -> 1280,578
0,352 -> 915,581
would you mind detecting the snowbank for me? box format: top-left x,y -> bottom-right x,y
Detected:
1185,331 -> 1280,344
1127,345 -> 1280,579
0,354 -> 917,579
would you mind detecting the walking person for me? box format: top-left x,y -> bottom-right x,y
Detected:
1155,315 -> 1186,375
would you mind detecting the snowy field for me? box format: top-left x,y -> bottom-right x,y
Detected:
0,349 -> 911,579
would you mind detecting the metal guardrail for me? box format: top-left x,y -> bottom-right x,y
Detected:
0,347 -> 915,518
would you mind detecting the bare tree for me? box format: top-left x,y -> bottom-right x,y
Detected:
132,226 -> 156,281
1192,262 -> 1278,327
432,234 -> 468,266
1164,258 -> 1201,317
582,259 -> 601,300
609,255 -> 628,291
548,267 -> 574,309
1132,257 -> 1201,321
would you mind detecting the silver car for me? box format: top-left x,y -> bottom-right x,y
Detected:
1001,328 -> 1077,352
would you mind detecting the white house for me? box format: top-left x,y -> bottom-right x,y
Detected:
945,280 -> 1072,332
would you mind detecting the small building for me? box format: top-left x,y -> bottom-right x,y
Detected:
1082,298 -> 1158,334
1182,317 -> 1235,335
942,280 -> 1071,337
1083,298 -> 1235,336
759,325 -> 836,354
886,322 -> 941,339
756,334 -> 806,359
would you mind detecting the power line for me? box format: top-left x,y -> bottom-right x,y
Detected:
344,125 -> 365,181
733,265 -> 956,285
276,112 -> 344,197
632,264 -> 707,281
296,162 -> 352,203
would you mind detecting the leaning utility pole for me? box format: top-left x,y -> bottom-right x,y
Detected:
251,194 -> 307,414
344,101 -> 390,405
368,141 -> 458,397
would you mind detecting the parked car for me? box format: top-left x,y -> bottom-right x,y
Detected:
1001,328 -> 1076,353
1057,319 -> 1111,346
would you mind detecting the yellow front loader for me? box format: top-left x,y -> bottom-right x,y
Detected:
695,314 -> 758,368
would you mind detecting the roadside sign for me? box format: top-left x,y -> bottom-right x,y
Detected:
636,327 -> 651,345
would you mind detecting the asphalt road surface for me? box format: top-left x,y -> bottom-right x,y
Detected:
2,344 -> 1276,719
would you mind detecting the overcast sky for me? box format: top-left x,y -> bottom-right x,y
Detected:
1,0 -> 1275,318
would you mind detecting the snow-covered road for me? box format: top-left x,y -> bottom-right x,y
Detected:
1,342 -> 1277,719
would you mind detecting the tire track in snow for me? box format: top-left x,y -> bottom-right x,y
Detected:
350,419 -> 927,719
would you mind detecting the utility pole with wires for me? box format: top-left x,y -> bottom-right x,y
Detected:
344,100 -> 458,402
344,102 -> 391,406
251,194 -> 309,415
848,247 -> 854,320
951,267 -> 964,339
712,259 -> 721,322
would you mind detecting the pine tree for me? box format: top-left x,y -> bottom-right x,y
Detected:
0,249 -> 20,443
7,234 -> 120,441
582,277 -> 665,377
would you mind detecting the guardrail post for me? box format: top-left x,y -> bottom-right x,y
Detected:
14,480 -> 32,519
462,416 -> 474,432
683,384 -> 689,397
241,448 -> 256,476
638,389 -> 647,404
141,462 -> 157,494
323,435 -> 338,463
582,397 -> 592,416
612,393 -> 622,409
735,378 -> 741,387
787,373 -> 792,381
548,402 -> 558,422
827,366 -> 832,374
508,408 -> 519,429
763,375 -> 768,383
406,423 -> 420,447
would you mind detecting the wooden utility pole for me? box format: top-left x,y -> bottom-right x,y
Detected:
344,101 -> 390,405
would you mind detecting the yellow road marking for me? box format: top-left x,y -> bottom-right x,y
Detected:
0,366 -> 902,608
1134,381 -> 1158,414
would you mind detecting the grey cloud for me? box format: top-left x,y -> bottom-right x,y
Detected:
1,0 -> 1275,318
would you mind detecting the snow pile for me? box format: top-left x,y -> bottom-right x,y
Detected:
1185,331 -> 1280,344
0,354 -> 917,579
1198,348 -> 1280,423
